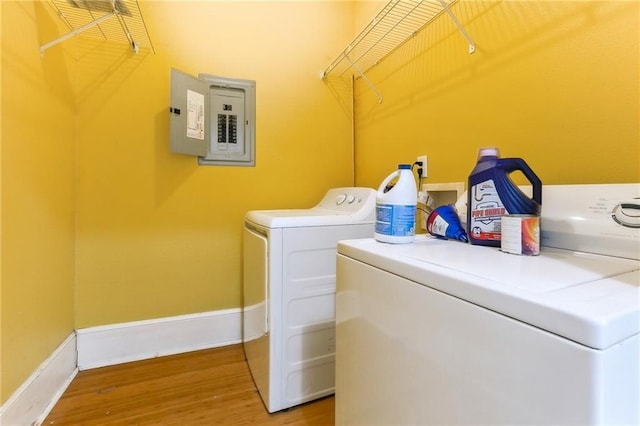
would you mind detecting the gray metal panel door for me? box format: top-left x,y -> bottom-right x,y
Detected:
169,68 -> 210,156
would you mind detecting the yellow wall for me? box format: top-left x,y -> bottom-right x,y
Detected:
353,1 -> 640,188
1,0 -> 3,404
73,1 -> 356,327
1,1 -> 77,403
1,0 -> 355,404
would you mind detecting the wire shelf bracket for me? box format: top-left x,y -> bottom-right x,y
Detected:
40,0 -> 154,56
321,0 -> 475,103
438,0 -> 475,54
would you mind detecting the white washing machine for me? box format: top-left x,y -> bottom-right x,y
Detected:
336,184 -> 640,425
243,187 -> 376,413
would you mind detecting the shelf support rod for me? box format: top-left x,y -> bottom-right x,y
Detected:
345,54 -> 384,104
438,0 -> 476,54
40,12 -> 116,56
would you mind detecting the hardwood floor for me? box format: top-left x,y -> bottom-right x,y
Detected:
43,344 -> 334,425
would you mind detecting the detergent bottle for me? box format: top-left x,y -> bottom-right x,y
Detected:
467,148 -> 542,247
375,164 -> 417,244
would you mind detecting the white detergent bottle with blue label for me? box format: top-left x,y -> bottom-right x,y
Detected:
375,164 -> 417,244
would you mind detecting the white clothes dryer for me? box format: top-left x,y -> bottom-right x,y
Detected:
336,184 -> 639,425
243,187 -> 376,413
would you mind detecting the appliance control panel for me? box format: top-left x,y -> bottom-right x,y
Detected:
315,187 -> 377,214
541,184 -> 640,260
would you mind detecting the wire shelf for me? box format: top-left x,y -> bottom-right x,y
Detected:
42,0 -> 154,55
321,0 -> 474,103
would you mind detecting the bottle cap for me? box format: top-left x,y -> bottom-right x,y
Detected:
398,164 -> 411,169
477,147 -> 499,159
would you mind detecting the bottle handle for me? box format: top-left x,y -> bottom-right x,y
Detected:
377,171 -> 400,195
502,158 -> 542,204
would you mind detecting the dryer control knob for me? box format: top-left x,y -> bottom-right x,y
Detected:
335,194 -> 347,205
346,194 -> 356,204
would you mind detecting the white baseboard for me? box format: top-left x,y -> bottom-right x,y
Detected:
0,333 -> 78,426
77,308 -> 242,370
0,309 -> 241,425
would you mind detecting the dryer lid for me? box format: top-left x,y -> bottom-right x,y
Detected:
246,187 -> 376,228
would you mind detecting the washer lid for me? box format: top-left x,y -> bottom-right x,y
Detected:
338,237 -> 640,350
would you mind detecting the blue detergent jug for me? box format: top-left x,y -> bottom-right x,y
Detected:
467,148 -> 542,247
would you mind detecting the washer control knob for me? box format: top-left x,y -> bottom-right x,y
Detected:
612,199 -> 640,228
336,194 -> 347,205
346,194 -> 356,204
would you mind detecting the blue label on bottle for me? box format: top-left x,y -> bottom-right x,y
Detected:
375,204 -> 416,236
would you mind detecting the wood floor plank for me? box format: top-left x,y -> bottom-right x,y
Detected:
43,344 -> 334,425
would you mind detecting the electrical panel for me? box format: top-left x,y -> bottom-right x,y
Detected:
169,68 -> 256,166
